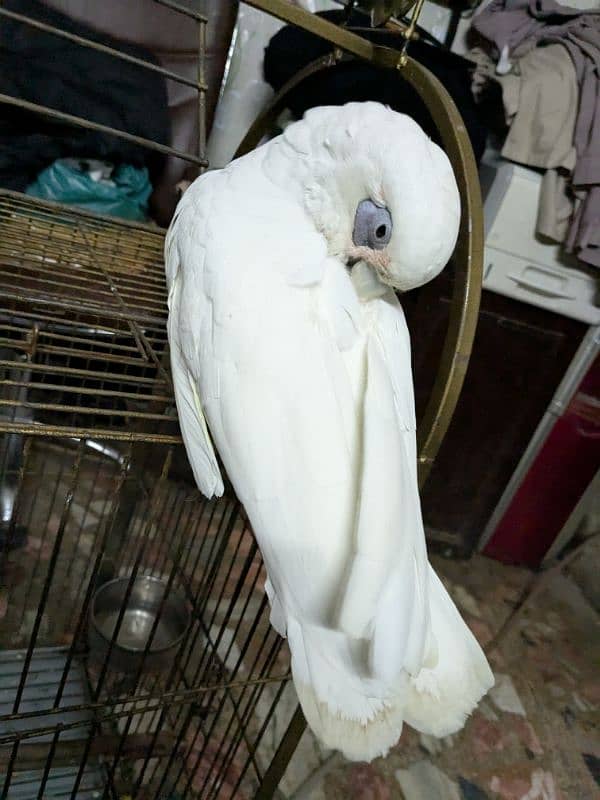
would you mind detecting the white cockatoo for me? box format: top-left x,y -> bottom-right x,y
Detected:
165,102 -> 494,762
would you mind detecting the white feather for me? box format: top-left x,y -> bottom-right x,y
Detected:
165,194 -> 224,499
166,102 -> 493,762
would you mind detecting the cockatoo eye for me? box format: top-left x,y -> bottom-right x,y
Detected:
352,199 -> 392,250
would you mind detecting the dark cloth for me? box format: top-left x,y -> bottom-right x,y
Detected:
473,0 -> 600,267
42,0 -> 239,224
263,9 -> 488,165
0,0 -> 170,193
473,0 -> 594,55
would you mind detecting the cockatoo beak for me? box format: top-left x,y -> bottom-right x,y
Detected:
347,251 -> 393,301
347,245 -> 394,287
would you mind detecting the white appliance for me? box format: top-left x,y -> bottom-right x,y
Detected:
480,152 -> 599,325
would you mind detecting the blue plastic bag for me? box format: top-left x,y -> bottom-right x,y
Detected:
26,159 -> 152,221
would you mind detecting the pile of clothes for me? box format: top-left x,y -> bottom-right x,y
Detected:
469,0 -> 600,268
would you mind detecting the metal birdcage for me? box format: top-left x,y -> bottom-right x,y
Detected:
0,189 -> 294,799
0,1 -> 483,798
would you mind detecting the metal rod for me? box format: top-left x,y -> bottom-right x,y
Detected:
2,435 -> 31,563
0,422 -> 181,444
0,229 -> 165,276
130,554 -> 200,789
0,732 -> 180,772
0,326 -> 155,355
101,495 -> 191,792
0,675 -> 293,761
0,188 -> 165,235
217,543 -> 264,682
77,225 -> 151,364
12,442 -> 85,714
178,533 -> 264,793
54,451 -> 132,708
13,439 -> 68,636
175,494 -> 210,579
198,20 -> 207,167
176,502 -> 238,683
220,634 -> 284,780
0,379 -> 170,404
147,479 -> 184,578
185,500 -> 225,594
0,264 -> 165,315
152,0 -> 208,23
201,519 -> 248,640
34,727 -> 60,797
193,629 -> 282,798
479,324 -> 600,552
0,288 -> 166,327
208,535 -> 259,669
0,310 -> 161,340
136,501 -> 215,767
254,705 -> 308,800
223,643 -> 287,798
0,359 -> 168,387
0,741 -> 19,800
90,556 -> 145,704
0,7 -> 207,91
0,397 -> 171,422
176,598 -> 272,794
68,727 -> 97,800
0,336 -> 160,367
207,542 -> 265,777
243,0 -> 373,60
152,703 -> 194,798
398,0 -> 427,65
175,500 -> 233,671
204,637 -> 283,798
0,93 -> 207,167
132,704 -> 169,792
195,503 -> 242,624
0,258 -> 166,305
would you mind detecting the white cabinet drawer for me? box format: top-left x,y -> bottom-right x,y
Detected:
483,247 -> 600,324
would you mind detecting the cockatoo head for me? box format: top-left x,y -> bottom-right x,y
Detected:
277,102 -> 460,292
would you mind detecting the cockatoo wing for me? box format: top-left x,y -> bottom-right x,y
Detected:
336,299 -> 431,684
165,175 -> 224,499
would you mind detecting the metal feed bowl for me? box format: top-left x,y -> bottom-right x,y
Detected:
89,575 -> 191,675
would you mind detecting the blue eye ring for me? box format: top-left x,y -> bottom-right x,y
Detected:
352,199 -> 392,250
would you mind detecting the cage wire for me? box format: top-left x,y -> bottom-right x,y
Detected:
0,2 -> 298,798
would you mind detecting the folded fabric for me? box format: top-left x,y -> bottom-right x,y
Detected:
471,0 -> 600,267
473,0 -> 594,58
26,159 -> 152,221
479,44 -> 578,245
500,44 -> 577,172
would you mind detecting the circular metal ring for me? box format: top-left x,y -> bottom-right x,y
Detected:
234,49 -> 483,487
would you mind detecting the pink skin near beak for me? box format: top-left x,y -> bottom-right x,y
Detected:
346,245 -> 393,287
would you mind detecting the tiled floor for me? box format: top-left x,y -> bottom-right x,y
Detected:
1,439 -> 598,798
278,542 -> 600,800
